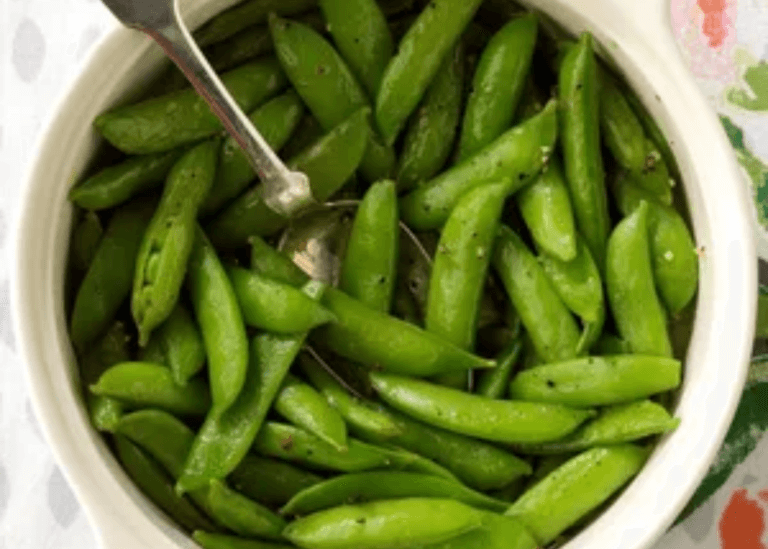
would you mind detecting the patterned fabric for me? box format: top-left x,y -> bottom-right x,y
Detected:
0,1 -> 766,548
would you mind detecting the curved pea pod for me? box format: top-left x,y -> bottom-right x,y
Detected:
90,362 -> 210,416
70,211 -> 104,273
517,159 -> 577,262
69,150 -> 183,211
599,71 -> 647,175
114,436 -> 215,533
612,176 -> 698,314
176,282 -> 327,494
576,300 -> 605,355
249,236 -> 309,287
201,92 -> 305,216
115,410 -> 195,477
606,201 -> 673,356
505,445 -> 648,545
275,374 -> 348,452
315,288 -> 496,377
538,235 -> 604,324
132,140 -> 220,345
371,373 -> 594,444
283,498 -> 485,549
414,513 -> 538,549
509,355 -> 682,407
187,227 -> 249,417
457,13 -> 538,160
376,0 -> 485,144
228,267 -> 336,332
559,33 -> 610,268
206,480 -> 286,540
476,338 -> 523,399
95,60 -> 287,153
400,99 -> 558,231
492,225 -> 581,363
70,198 -> 155,351
89,396 -> 124,432
230,455 -> 323,508
514,400 -> 680,455
397,42 -> 465,192
193,531 -> 291,549
144,303 -> 206,387
207,107 -> 371,249
339,180 -> 399,312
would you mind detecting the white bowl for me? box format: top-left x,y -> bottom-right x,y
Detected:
11,0 -> 758,548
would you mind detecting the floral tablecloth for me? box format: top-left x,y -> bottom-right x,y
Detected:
0,0 -> 767,548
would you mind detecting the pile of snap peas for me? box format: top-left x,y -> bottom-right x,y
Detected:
67,0 -> 700,547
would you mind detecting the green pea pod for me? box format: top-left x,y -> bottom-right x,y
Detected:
201,92 -> 305,216
282,472 -> 508,516
316,288 -> 496,377
114,436 -> 215,533
144,303 -> 206,387
69,151 -> 183,211
506,445 -> 648,545
95,60 -> 287,153
517,159 -> 577,262
538,235 -> 603,324
228,267 -> 336,332
229,455 -> 323,507
599,70 -> 647,175
339,180 -> 399,312
193,531 -> 291,549
514,400 -> 680,455
275,374 -> 349,452
207,107 -> 371,249
612,176 -> 698,315
492,225 -> 581,363
319,0 -> 393,97
70,198 -> 155,351
559,33 -> 609,268
90,362 -> 211,416
206,480 -> 286,540
376,0 -> 485,144
187,227 -> 249,417
116,410 -> 194,477
414,513 -> 538,549
132,140 -> 220,345
593,333 -> 633,355
280,114 -> 325,161
476,338 -> 523,399
606,201 -> 673,356
457,14 -> 538,160
70,212 -> 104,272
371,373 -> 593,444
576,301 -> 605,355
89,396 -> 124,432
139,334 -> 167,365
249,236 -> 309,287
397,42 -> 465,192
509,355 -> 682,407
177,281 -> 327,494
400,99 -> 558,231
284,498 -> 484,549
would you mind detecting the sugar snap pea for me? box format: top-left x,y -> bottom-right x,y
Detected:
69,211 -> 104,273
506,445 -> 648,545
476,338 -> 523,399
280,114 -> 325,161
187,227 -> 249,417
132,140 -> 220,345
249,236 -> 309,287
95,60 -> 287,154
376,0 -> 485,144
400,99 -> 557,231
576,301 -> 605,355
599,70 -> 647,175
206,479 -> 286,540
193,531 -> 291,549
229,455 -> 323,508
413,513 -> 538,549
457,13 -> 538,160
606,201 -> 673,356
630,139 -> 674,205
339,180 -> 399,312
116,410 -> 194,477
143,303 -> 206,387
593,333 -> 633,355
492,225 -> 581,363
509,355 -> 682,407
283,498 -> 485,549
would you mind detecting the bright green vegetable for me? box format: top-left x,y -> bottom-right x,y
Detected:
69,211 -> 104,272
229,455 -> 323,508
142,303 -> 206,387
414,513 -> 538,549
476,338 -> 523,399
193,531 -> 291,549
206,480 -> 286,540
249,236 -> 309,287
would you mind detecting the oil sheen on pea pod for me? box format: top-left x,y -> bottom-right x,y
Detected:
475,337 -> 523,399
559,33 -> 610,268
94,59 -> 288,153
339,180 -> 399,313
193,531 -> 291,549
206,107 -> 371,249
146,303 -> 206,387
315,288 -> 496,377
200,91 -> 305,216
132,140 -> 219,346
205,480 -> 286,540
70,198 -> 155,351
229,455 -> 323,508
283,498 -> 485,549
400,99 -> 558,231
376,0 -> 485,144
605,201 -> 673,356
457,13 -> 538,160
517,159 -> 577,262
249,236 -> 309,287
509,355 -> 682,407
506,445 -> 648,545
397,42 -> 465,192
371,373 -> 594,444
414,513 -> 538,549
492,225 -> 581,363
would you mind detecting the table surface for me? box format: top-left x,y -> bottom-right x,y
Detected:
1,1 -> 768,548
